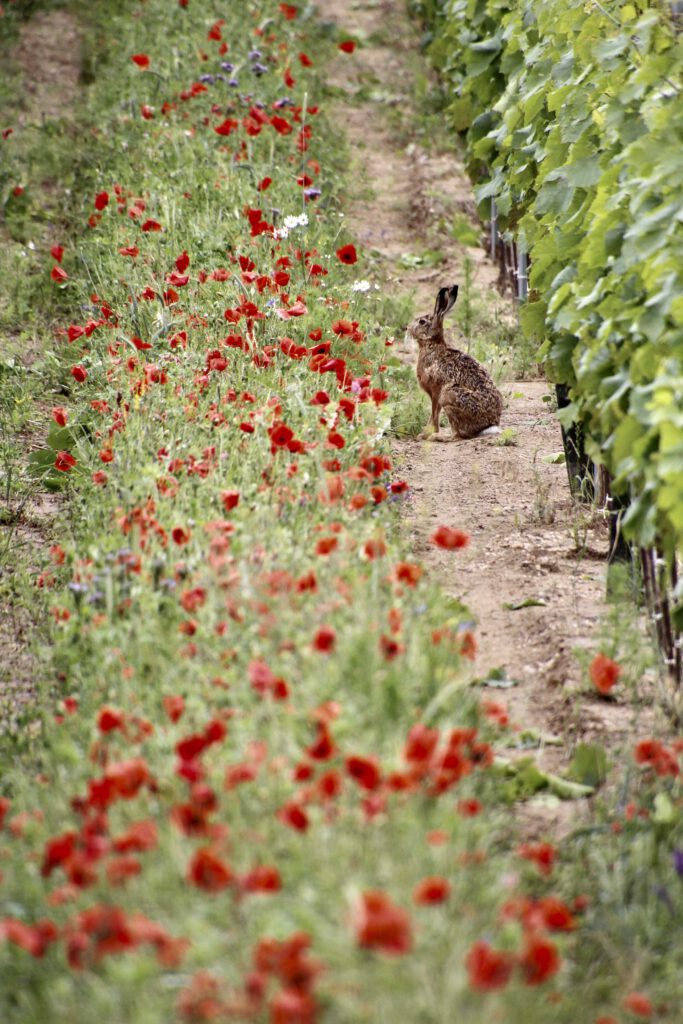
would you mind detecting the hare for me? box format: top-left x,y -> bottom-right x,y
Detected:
408,285 -> 503,441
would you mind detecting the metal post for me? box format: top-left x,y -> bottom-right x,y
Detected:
490,199 -> 498,259
517,247 -> 528,302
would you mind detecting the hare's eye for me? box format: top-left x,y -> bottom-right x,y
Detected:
418,317 -> 428,325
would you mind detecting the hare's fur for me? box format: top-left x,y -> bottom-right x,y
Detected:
408,285 -> 503,441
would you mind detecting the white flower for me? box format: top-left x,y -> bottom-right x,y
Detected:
283,212 -> 308,230
352,279 -> 370,292
273,227 -> 289,240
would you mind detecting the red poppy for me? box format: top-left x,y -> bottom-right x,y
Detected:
520,933 -> 560,986
214,118 -> 239,136
131,53 -> 150,69
353,890 -> 412,956
393,562 -> 422,587
220,490 -> 240,511
312,625 -> 336,653
517,841 -> 556,876
404,723 -> 439,764
306,721 -> 336,761
188,848 -> 233,892
277,801 -> 309,832
457,798 -> 483,816
270,988 -> 316,1024
363,536 -> 387,560
431,525 -> 469,549
50,244 -> 64,262
279,3 -> 298,18
413,876 -> 451,905
94,191 -> 109,210
52,407 -> 68,427
54,451 -> 76,473
623,992 -> 654,1018
172,527 -> 191,546
335,243 -> 357,265
345,754 -> 381,791
589,653 -> 621,695
163,695 -> 185,723
240,865 -> 282,894
338,40 -> 357,54
51,265 -> 68,282
112,819 -> 158,853
315,536 -> 338,556
98,706 -> 126,733
465,940 -> 514,991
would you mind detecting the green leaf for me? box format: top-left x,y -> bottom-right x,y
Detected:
567,743 -> 608,788
472,666 -> 520,689
502,597 -> 547,610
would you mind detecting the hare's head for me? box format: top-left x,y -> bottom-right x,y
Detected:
406,285 -> 459,347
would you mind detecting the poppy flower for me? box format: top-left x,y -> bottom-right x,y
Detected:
51,265 -> 68,282
98,706 -> 126,733
307,722 -> 336,761
336,243 -> 357,264
188,848 -> 233,892
270,988 -> 316,1024
345,755 -> 381,791
338,40 -> 357,53
465,940 -> 514,992
50,244 -> 64,262
352,890 -> 412,956
214,117 -> 238,136
404,723 -> 439,764
240,865 -> 281,894
623,992 -> 654,1018
131,53 -> 150,69
54,451 -> 76,473
589,653 -> 621,695
277,801 -> 309,832
279,3 -> 298,18
112,819 -> 158,853
163,695 -> 185,723
313,625 -> 336,653
52,407 -> 68,427
94,191 -> 109,210
520,933 -> 560,985
517,841 -> 556,876
413,876 -> 451,905
220,490 -> 240,511
431,525 -> 469,549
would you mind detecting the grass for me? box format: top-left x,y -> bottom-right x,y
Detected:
0,2 -> 681,1023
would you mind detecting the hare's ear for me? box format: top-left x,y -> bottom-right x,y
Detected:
433,285 -> 459,323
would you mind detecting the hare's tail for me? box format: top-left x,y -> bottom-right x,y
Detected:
478,425 -> 501,436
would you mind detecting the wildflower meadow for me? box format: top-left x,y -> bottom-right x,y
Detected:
1,2 -> 682,1023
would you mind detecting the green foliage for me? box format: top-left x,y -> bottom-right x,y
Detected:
421,0 -> 683,571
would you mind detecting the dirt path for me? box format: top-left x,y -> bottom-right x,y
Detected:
324,1 -> 640,784
0,10 -> 81,730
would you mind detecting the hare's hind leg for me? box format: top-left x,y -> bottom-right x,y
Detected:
439,387 -> 485,441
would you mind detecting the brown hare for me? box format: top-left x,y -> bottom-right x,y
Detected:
408,285 -> 503,441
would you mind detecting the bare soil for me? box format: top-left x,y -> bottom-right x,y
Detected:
0,10 -> 81,726
324,0 -> 645,799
